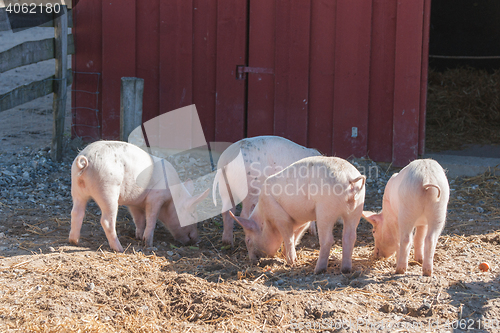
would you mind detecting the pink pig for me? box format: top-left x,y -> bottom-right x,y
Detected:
362,159 -> 449,276
213,136 -> 321,245
229,156 -> 366,274
69,141 -> 209,252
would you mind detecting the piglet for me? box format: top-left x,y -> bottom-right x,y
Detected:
213,136 -> 321,245
362,159 -> 449,276
69,141 -> 209,252
229,156 -> 366,274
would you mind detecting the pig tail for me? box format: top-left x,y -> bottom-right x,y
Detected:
76,156 -> 88,176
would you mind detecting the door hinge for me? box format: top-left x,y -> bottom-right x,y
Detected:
236,65 -> 274,80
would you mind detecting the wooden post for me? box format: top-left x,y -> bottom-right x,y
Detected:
51,5 -> 68,162
120,77 -> 144,141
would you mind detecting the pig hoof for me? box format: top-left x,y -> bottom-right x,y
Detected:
221,236 -> 233,247
68,237 -> 79,245
341,267 -> 352,274
422,269 -> 432,277
314,267 -> 327,275
395,268 -> 406,275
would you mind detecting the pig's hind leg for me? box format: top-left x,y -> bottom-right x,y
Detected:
395,212 -> 416,275
93,189 -> 123,252
314,213 -> 338,274
413,224 -> 428,264
142,201 -> 163,248
340,214 -> 361,274
69,195 -> 88,246
422,213 -> 446,276
128,206 -> 146,240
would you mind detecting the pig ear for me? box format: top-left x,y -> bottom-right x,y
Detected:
362,211 -> 383,226
187,188 -> 210,208
183,178 -> 195,195
228,211 -> 259,232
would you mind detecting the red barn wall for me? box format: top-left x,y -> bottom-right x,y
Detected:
72,0 -> 431,166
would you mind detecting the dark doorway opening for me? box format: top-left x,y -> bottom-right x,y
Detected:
425,0 -> 500,155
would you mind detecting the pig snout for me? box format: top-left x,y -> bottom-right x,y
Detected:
175,226 -> 199,245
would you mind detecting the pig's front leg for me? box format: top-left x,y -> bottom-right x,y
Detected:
278,223 -> 297,266
221,209 -> 235,246
293,223 -> 310,246
128,206 -> 146,240
69,196 -> 88,245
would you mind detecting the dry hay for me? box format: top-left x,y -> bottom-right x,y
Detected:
447,167 -> 500,225
426,67 -> 500,151
1,169 -> 500,332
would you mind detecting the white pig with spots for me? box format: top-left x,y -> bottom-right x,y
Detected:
69,141 -> 209,252
229,156 -> 366,274
362,159 -> 449,276
212,136 -> 321,245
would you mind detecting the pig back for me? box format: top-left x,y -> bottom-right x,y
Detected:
263,156 -> 364,217
72,141 -> 155,202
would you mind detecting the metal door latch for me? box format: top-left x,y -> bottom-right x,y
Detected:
236,65 -> 274,80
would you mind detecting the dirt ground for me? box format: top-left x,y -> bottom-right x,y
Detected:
1,28 -> 500,333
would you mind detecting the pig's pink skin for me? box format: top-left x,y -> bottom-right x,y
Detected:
230,156 -> 366,274
362,159 -> 449,277
213,136 -> 321,246
69,141 -> 207,252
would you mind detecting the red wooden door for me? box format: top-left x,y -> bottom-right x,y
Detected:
72,0 -> 431,166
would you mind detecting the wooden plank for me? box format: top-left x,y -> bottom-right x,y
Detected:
0,7 -> 11,31
418,0 -> 432,156
367,0 -> 397,162
0,69 -> 72,112
159,0 -> 193,114
332,0 -> 372,158
193,0 -> 217,142
246,0 -> 275,138
120,77 -> 144,141
307,0 -> 336,155
136,0 -> 160,124
215,0 -> 247,142
0,35 -> 73,74
274,0 -> 310,147
71,0 -> 102,140
38,9 -> 73,27
101,0 -> 136,139
392,0 -> 424,166
51,5 -> 68,161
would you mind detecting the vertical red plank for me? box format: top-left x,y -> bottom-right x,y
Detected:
101,0 -> 136,139
136,0 -> 160,124
215,0 -> 247,142
332,0 -> 372,158
418,0 -> 432,156
159,0 -> 193,114
193,0 -> 217,142
392,0 -> 424,166
274,0 -> 311,147
71,0 -> 102,140
308,0 -> 336,155
246,0 -> 276,138
367,0 -> 397,162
